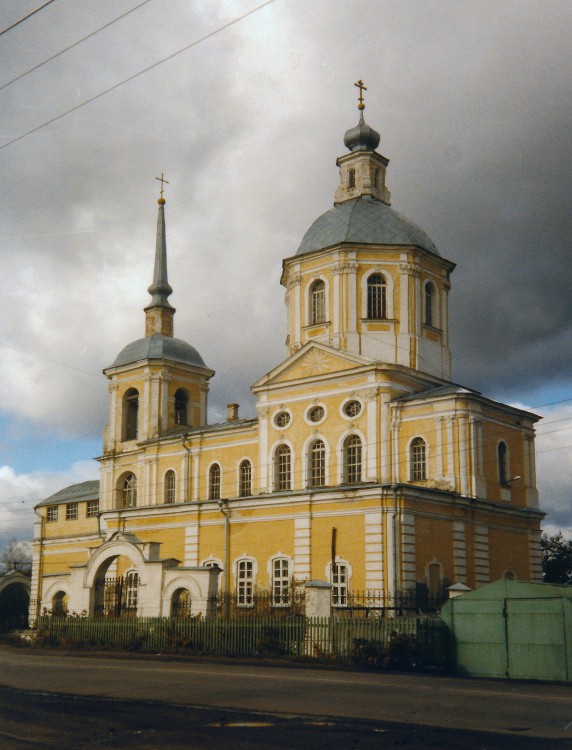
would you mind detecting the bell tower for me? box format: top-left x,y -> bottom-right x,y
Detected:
102,181 -> 214,454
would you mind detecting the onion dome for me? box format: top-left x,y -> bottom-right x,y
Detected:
343,112 -> 380,153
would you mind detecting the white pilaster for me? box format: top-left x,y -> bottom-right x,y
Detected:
364,511 -> 384,590
185,524 -> 199,566
294,516 -> 311,581
380,394 -> 391,483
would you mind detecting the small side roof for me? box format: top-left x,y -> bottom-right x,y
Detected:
37,480 -> 100,508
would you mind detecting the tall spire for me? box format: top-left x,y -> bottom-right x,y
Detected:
145,177 -> 175,337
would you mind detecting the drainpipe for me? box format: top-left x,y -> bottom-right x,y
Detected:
218,499 -> 230,618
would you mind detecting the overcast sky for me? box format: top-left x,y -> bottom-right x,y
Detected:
1,0 -> 571,547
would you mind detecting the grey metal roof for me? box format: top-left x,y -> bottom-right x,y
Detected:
38,480 -> 100,507
296,196 -> 440,257
111,334 -> 206,369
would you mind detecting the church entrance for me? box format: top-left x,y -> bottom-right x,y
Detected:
93,556 -> 139,617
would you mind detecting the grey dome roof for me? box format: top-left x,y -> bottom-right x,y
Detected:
296,196 -> 440,257
111,334 -> 206,368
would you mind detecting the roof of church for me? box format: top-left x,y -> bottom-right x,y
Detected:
38,480 -> 100,507
110,333 -> 206,369
296,195 -> 440,257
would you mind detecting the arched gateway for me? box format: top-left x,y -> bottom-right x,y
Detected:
0,571 -> 31,630
30,532 -> 219,624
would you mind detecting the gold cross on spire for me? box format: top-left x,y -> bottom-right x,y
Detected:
155,172 -> 169,202
354,79 -> 367,110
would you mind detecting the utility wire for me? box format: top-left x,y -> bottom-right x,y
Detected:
0,0 -> 56,37
0,0 -> 276,152
0,0 -> 153,92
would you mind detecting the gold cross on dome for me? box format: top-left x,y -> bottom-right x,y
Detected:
354,79 -> 367,110
155,172 -> 169,198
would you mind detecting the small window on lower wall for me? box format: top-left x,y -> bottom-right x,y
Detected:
236,559 -> 254,607
66,503 -> 78,520
331,562 -> 349,607
46,506 -> 58,522
164,470 -> 176,504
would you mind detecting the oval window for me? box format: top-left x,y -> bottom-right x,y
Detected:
343,400 -> 362,418
308,406 -> 325,423
275,411 -> 291,428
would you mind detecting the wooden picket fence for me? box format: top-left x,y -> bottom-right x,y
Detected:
34,615 -> 450,668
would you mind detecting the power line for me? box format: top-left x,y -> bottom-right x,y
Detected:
0,0 -> 56,37
0,341 -> 101,378
0,0 -> 153,92
0,0 -> 276,152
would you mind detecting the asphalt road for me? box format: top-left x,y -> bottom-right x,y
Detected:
0,647 -> 571,749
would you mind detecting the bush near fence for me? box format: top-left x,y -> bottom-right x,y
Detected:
32,615 -> 451,670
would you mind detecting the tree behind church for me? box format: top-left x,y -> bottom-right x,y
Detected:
0,538 -> 32,575
541,532 -> 572,584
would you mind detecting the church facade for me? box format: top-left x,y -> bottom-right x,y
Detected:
30,93 -> 544,622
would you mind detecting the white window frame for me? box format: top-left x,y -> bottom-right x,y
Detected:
307,437 -> 327,488
236,558 -> 256,607
326,558 -> 351,608
361,269 -> 394,320
307,277 -> 328,326
208,463 -> 222,500
164,469 -> 176,504
270,556 -> 291,607
238,459 -> 253,498
409,437 -> 428,481
274,443 -> 292,491
46,505 -> 58,522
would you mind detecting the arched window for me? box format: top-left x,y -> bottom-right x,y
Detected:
331,562 -> 348,607
122,388 -> 139,441
239,460 -> 252,497
209,464 -> 221,500
343,435 -> 362,483
119,473 -> 137,508
498,441 -> 508,485
274,445 -> 291,491
164,470 -> 176,504
367,273 -> 387,319
348,168 -> 356,189
374,168 -> 380,189
308,439 -> 326,487
174,388 -> 189,426
272,558 -> 290,606
310,280 -> 326,325
424,282 -> 435,327
410,438 -> 427,481
236,559 -> 254,607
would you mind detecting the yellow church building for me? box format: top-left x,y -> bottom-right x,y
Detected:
30,90 -> 544,622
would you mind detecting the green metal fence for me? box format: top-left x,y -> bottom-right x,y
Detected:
34,615 -> 449,668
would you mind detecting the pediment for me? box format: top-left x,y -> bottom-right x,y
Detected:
252,342 -> 373,388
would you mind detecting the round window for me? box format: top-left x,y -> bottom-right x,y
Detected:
343,400 -> 362,418
308,405 -> 325,423
274,411 -> 291,428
